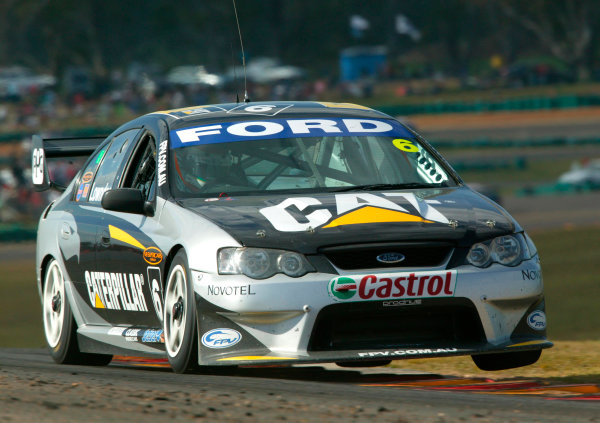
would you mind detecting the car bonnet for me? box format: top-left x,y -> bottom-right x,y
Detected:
177,187 -> 517,255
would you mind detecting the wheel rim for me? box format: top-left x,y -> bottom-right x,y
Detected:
43,261 -> 65,348
164,264 -> 187,357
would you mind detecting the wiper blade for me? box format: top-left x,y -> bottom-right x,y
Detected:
331,183 -> 439,192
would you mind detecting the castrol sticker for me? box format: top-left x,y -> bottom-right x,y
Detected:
328,270 -> 457,302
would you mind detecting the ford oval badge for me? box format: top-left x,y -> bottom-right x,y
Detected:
376,252 -> 405,264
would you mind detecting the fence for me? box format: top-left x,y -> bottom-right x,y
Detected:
377,94 -> 600,116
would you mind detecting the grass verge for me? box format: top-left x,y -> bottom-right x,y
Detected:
531,226 -> 600,340
393,341 -> 600,384
0,257 -> 44,348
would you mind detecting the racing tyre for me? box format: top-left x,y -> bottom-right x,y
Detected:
163,250 -> 199,373
42,259 -> 112,365
471,350 -> 541,371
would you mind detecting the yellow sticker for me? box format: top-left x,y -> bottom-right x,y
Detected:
318,102 -> 372,110
393,139 -> 419,153
217,356 -> 297,362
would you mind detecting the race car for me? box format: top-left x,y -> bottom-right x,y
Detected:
32,101 -> 551,373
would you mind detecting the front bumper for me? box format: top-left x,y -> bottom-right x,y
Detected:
191,257 -> 550,366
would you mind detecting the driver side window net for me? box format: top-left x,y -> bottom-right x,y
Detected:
123,134 -> 156,201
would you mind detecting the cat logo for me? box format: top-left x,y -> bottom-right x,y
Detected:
259,192 -> 448,232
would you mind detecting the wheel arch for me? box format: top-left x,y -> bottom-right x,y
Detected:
39,254 -> 56,293
163,244 -> 185,287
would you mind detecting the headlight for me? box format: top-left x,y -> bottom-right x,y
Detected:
466,233 -> 532,268
466,242 -> 491,267
218,247 -> 315,279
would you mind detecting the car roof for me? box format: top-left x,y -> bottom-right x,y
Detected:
148,101 -> 391,129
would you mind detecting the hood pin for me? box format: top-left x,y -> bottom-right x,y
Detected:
485,220 -> 496,229
448,219 -> 459,229
256,229 -> 266,238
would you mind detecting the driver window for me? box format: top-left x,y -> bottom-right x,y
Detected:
123,133 -> 157,201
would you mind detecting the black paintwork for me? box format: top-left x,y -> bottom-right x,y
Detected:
177,187 -> 518,255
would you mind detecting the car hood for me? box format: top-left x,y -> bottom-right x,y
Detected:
177,187 -> 519,254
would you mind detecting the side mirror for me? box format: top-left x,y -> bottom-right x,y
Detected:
101,188 -> 145,215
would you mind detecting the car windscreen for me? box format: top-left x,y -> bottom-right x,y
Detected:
168,117 -> 456,197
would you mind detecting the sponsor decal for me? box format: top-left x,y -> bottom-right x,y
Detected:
143,246 -> 163,265
358,348 -> 459,358
96,149 -> 106,164
376,252 -> 405,264
76,183 -> 85,201
32,147 -> 45,185
329,270 -> 456,302
527,311 -> 547,331
382,299 -> 422,307
201,328 -> 242,349
392,138 -> 419,153
171,117 -> 412,148
141,329 -> 164,343
124,328 -> 141,341
340,272 -> 452,301
89,183 -> 111,202
76,183 -> 90,202
227,104 -> 293,116
522,269 -> 541,281
157,139 -> 168,186
329,277 -> 357,300
147,267 -> 163,322
153,105 -> 226,118
108,327 -> 126,336
259,192 -> 448,232
206,284 -> 256,296
82,171 -> 94,183
84,270 -> 148,312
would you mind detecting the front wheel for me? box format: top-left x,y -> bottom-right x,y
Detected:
471,350 -> 541,371
163,250 -> 199,373
42,259 -> 112,365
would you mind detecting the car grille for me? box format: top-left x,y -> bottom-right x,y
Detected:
320,242 -> 453,270
308,299 -> 486,352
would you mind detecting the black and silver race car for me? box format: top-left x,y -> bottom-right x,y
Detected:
32,101 -> 550,373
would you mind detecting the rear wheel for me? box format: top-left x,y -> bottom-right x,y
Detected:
42,259 -> 112,365
163,250 -> 199,373
472,350 -> 541,371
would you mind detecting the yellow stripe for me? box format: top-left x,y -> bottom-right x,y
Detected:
217,356 -> 297,362
318,102 -> 372,110
509,340 -> 548,348
108,225 -> 145,250
323,206 -> 432,228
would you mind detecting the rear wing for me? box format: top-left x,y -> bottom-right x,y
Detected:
31,134 -> 107,191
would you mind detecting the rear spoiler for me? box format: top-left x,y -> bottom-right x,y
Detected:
31,134 -> 107,191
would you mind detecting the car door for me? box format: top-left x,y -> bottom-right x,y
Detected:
95,130 -> 165,328
77,128 -> 142,321
60,144 -> 111,325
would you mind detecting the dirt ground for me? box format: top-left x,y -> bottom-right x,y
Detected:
410,107 -> 600,131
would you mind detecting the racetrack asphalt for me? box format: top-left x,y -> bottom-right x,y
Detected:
1,348 -> 598,423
